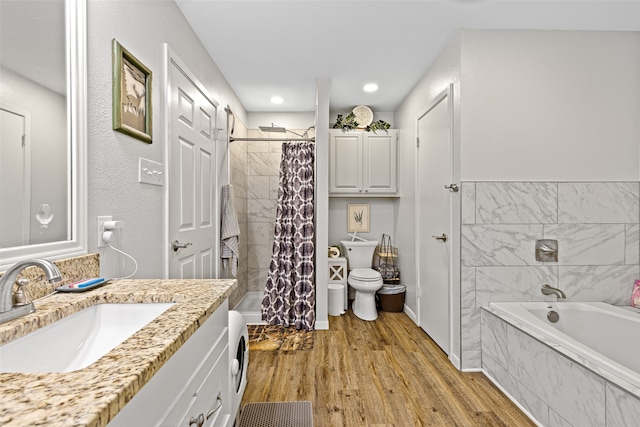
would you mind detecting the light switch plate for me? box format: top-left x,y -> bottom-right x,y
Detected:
138,157 -> 164,186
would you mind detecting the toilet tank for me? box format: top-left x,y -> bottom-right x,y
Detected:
340,240 -> 378,269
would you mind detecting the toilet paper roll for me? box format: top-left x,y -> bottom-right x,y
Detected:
328,246 -> 340,258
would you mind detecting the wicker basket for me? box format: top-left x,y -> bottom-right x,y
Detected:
373,234 -> 400,284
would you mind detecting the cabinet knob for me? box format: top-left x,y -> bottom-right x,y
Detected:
189,413 -> 204,426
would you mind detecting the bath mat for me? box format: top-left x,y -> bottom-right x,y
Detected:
239,401 -> 313,427
247,325 -> 314,351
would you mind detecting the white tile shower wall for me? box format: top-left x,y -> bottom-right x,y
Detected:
247,130 -> 281,292
462,182 -> 640,370
228,122 -> 249,308
246,128 -> 316,293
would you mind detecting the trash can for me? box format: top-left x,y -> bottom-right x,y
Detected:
377,284 -> 406,312
328,284 -> 345,316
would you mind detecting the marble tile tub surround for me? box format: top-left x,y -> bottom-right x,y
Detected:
461,182 -> 640,370
0,278 -> 237,427
481,308 -> 640,426
0,253 -> 100,301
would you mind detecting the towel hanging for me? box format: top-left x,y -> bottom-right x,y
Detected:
221,184 -> 240,277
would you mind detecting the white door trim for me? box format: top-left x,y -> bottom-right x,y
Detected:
414,84 -> 455,355
163,45 -> 220,278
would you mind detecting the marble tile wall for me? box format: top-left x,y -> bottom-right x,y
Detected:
247,129 -> 282,293
246,128 -> 316,294
462,182 -> 640,369
482,309 -> 640,426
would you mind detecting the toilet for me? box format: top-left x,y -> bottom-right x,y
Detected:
340,240 -> 384,321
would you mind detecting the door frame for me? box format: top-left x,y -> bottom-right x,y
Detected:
0,104 -> 31,246
414,84 -> 456,362
162,45 -> 221,278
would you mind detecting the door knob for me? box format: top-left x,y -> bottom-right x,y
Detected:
444,183 -> 459,192
172,240 -> 193,251
432,234 -> 447,242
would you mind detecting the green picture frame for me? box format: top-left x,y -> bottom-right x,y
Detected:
112,39 -> 152,143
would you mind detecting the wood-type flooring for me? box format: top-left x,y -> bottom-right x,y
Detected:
241,310 -> 536,426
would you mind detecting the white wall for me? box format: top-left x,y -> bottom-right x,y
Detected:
460,30 -> 640,182
394,29 -> 640,370
328,198 -> 397,248
246,112 -> 315,131
87,0 -> 246,278
393,33 -> 462,327
0,66 -> 67,245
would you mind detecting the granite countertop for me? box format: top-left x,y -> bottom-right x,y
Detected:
0,278 -> 237,427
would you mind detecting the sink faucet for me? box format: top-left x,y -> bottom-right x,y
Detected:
0,259 -> 62,323
541,284 -> 566,300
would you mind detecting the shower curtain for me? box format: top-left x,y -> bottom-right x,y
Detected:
261,141 -> 315,330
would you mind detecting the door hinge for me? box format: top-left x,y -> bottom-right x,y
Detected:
416,284 -> 421,298
21,134 -> 25,148
416,136 -> 420,148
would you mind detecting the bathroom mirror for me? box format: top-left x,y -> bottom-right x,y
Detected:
0,0 -> 86,270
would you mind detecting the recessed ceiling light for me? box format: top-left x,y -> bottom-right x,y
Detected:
363,83 -> 378,93
270,96 -> 284,104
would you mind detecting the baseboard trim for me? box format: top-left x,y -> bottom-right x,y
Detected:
315,320 -> 329,330
403,304 -> 417,323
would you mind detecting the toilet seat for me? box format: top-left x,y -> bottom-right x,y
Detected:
349,268 -> 381,282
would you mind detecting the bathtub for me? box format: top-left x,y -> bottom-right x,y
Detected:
482,302 -> 640,426
488,301 -> 640,391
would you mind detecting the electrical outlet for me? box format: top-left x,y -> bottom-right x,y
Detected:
97,216 -> 112,247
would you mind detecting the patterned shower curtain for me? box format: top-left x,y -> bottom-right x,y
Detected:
261,141 -> 315,330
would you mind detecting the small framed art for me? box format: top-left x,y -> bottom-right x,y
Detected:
347,204 -> 370,233
112,39 -> 152,143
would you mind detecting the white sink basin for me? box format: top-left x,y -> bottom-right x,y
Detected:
0,303 -> 174,373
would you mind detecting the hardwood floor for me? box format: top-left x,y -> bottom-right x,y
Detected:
241,310 -> 535,426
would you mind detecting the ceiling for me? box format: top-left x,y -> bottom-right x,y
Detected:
0,0 -> 66,95
176,0 -> 640,113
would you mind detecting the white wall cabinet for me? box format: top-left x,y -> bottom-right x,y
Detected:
108,300 -> 231,427
329,129 -> 398,196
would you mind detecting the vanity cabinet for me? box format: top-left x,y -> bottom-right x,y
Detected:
329,129 -> 398,196
108,300 -> 231,427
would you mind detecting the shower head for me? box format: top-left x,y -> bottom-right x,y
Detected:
259,124 -> 287,133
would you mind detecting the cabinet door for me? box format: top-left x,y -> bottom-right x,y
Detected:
363,131 -> 398,194
329,131 -> 363,194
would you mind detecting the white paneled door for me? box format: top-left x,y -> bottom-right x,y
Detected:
168,55 -> 217,279
417,87 -> 452,355
0,107 -> 30,247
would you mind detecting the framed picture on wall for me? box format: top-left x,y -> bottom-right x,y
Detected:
347,204 -> 370,233
112,39 -> 152,143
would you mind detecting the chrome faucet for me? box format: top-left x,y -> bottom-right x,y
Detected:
0,259 -> 62,324
541,284 -> 566,300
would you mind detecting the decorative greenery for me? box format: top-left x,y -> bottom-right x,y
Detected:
365,119 -> 391,133
332,113 -> 360,132
332,114 -> 391,133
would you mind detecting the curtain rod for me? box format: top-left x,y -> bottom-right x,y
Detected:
229,137 -> 315,142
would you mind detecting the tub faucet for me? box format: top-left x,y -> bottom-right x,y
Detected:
541,284 -> 566,300
0,259 -> 62,324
